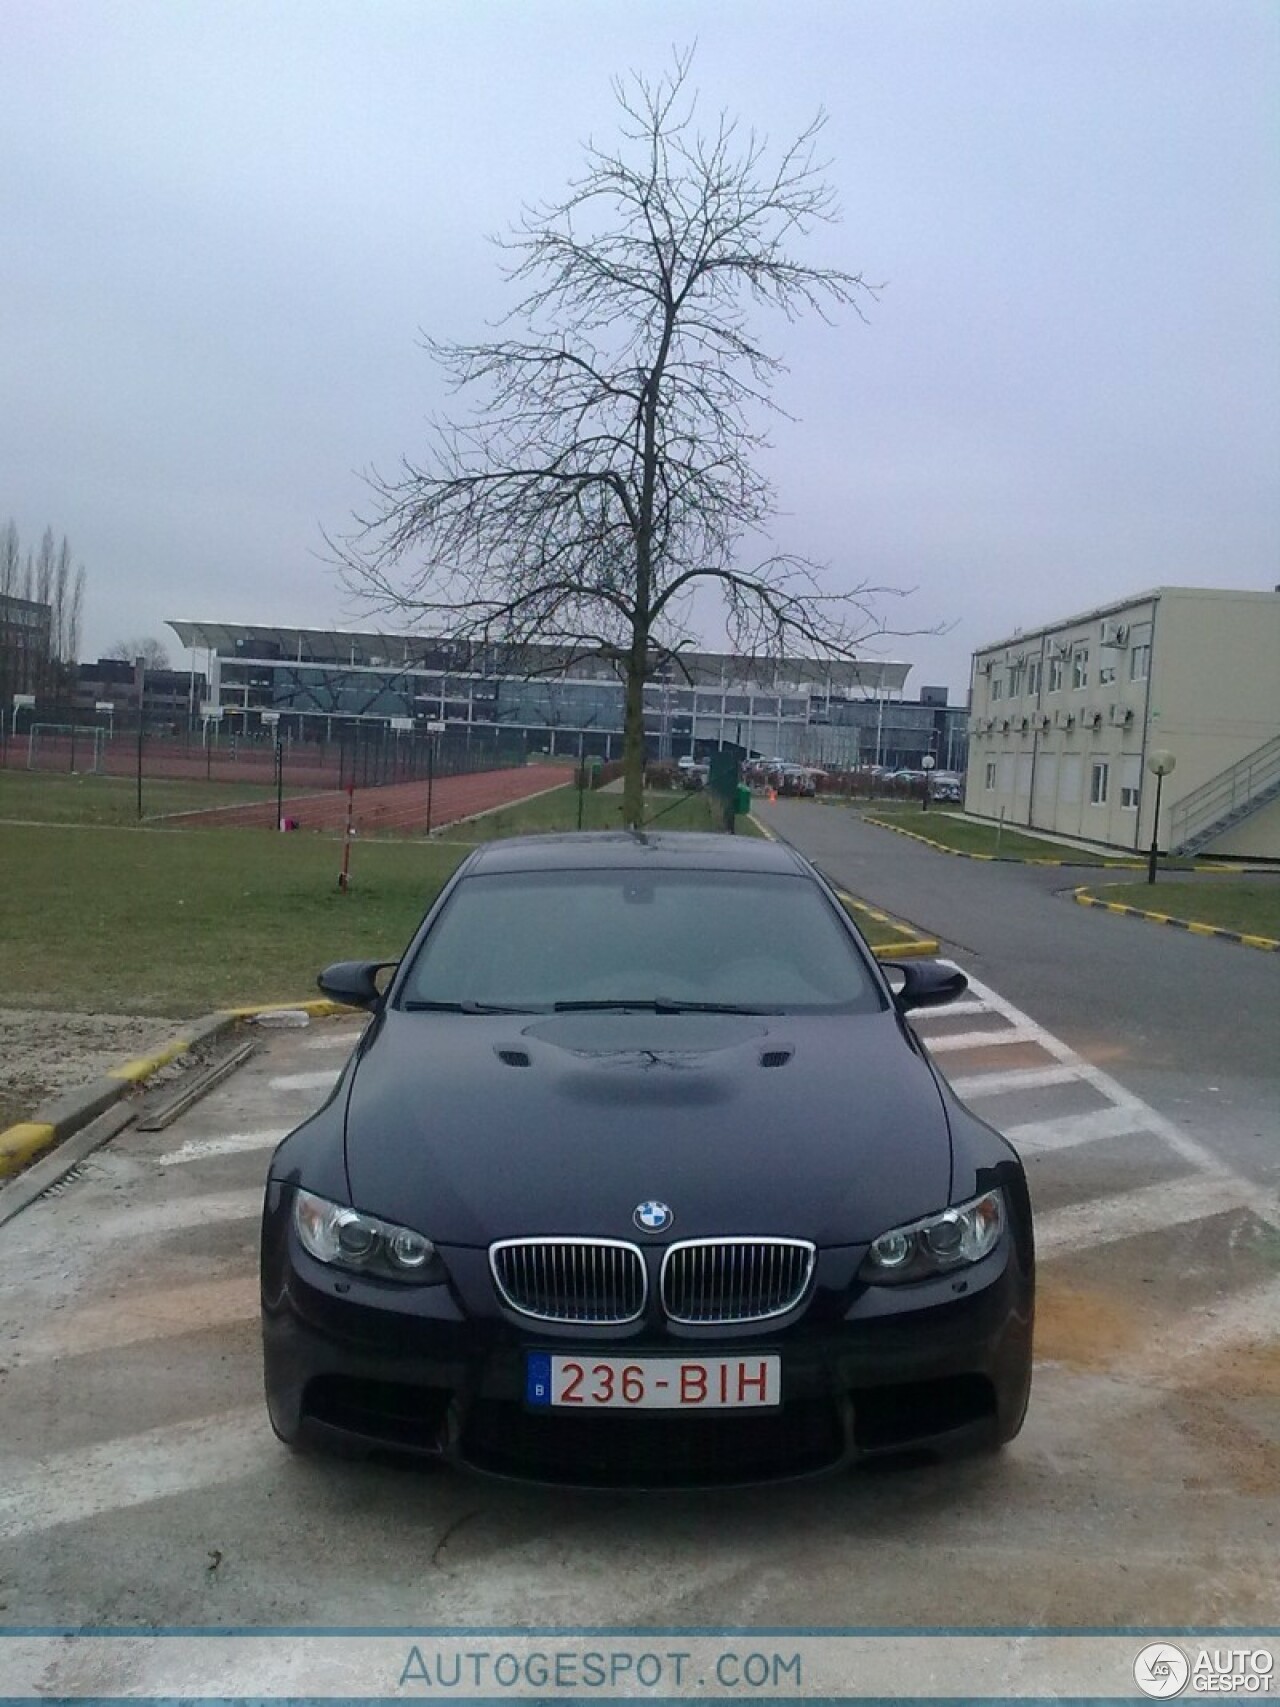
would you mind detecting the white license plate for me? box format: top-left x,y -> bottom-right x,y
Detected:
526,1353 -> 780,1410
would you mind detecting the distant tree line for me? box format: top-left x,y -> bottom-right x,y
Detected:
0,519 -> 87,702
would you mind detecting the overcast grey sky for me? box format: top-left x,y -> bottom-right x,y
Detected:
4,0 -> 1277,695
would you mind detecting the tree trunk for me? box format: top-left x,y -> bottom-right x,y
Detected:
621,642 -> 647,829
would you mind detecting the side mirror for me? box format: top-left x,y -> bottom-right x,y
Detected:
882,959 -> 968,1013
317,960 -> 397,1011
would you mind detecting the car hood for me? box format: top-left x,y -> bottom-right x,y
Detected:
343,1009 -> 952,1247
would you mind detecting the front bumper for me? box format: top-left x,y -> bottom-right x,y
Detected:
261,1190 -> 1033,1487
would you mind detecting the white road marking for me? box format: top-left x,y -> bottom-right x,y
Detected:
910,999 -> 992,1022
57,1189 -> 263,1244
11,1276 -> 258,1366
959,968 -> 1280,1232
268,1070 -> 340,1092
924,1028 -> 1042,1055
1036,1173 -> 1254,1259
154,1130 -> 288,1167
0,1408 -> 268,1541
1002,1105 -> 1151,1154
948,1064 -> 1081,1099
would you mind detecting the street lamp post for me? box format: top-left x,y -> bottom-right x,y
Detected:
921,752 -> 936,812
1146,749 -> 1176,885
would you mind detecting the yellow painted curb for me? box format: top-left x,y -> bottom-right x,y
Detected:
0,1122 -> 58,1176
864,813 -> 1148,869
871,940 -> 942,960
219,998 -> 351,1019
835,890 -> 941,960
108,1038 -> 192,1084
1073,886 -> 1280,953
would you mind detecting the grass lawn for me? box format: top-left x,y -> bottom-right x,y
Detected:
4,787 -> 913,1017
2,823 -> 467,1015
1096,881 -> 1280,941
443,783 -> 760,840
0,769 -> 281,826
861,802 -> 1148,866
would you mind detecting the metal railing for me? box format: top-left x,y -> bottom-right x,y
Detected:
1169,734 -> 1280,853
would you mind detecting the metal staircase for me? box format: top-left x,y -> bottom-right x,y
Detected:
1168,734 -> 1280,856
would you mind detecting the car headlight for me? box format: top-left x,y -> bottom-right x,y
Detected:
292,1189 -> 444,1284
859,1189 -> 1004,1285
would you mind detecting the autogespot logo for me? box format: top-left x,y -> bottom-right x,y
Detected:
1135,1644 -> 1191,1698
633,1200 -> 673,1233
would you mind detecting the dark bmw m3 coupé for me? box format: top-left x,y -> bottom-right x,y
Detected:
260,830 -> 1034,1486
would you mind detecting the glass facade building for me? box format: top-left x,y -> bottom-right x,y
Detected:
166,621 -> 967,771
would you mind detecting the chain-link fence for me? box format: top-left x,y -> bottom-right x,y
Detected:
0,710 -> 529,797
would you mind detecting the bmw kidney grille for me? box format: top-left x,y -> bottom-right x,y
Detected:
490,1239 -> 647,1324
490,1237 -> 815,1324
661,1239 -> 816,1323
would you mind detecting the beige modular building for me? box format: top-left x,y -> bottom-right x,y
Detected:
964,587 -> 1280,859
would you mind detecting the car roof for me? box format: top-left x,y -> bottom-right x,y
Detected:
461,830 -> 810,877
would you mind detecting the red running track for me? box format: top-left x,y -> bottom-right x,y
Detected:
163,764 -> 571,835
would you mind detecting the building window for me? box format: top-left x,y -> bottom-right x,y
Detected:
984,760 -> 997,790
1129,641 -> 1151,681
1098,663 -> 1116,685
1048,656 -> 1064,693
1121,754 -> 1141,810
1026,658 -> 1041,696
1072,646 -> 1090,691
991,676 -> 1003,702
1090,760 -> 1110,806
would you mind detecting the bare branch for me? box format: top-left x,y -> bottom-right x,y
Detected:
332,48 -> 911,824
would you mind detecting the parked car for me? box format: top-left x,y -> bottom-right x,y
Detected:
261,831 -> 1035,1486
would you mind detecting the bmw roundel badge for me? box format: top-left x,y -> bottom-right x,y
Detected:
633,1200 -> 673,1233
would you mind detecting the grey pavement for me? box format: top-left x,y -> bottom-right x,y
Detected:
0,974 -> 1277,1640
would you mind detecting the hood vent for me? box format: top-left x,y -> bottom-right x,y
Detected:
760,1049 -> 793,1069
496,1048 -> 531,1068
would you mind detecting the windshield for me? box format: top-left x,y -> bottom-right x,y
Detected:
397,868 -> 884,1014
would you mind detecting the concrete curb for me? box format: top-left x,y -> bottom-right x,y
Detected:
1073,886 -> 1280,953
0,999 -> 349,1181
861,813 -> 1146,869
749,813 -> 941,960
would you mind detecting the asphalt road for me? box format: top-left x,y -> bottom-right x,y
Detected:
757,799 -> 1280,1190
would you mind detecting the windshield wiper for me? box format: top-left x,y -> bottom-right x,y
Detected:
552,998 -> 780,1015
401,1000 -> 542,1014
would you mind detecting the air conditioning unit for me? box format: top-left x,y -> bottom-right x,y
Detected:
1083,707 -> 1104,729
1108,703 -> 1134,726
980,716 -> 995,733
1049,639 -> 1072,659
1019,715 -> 1032,733
1100,621 -> 1130,648
967,717 -> 982,735
999,717 -> 1013,734
1054,708 -> 1075,729
980,659 -> 994,676
1036,711 -> 1052,731
1006,652 -> 1025,669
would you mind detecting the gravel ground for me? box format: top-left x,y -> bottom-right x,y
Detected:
0,1010 -> 176,1131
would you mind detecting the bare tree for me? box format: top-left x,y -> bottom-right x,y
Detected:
0,522 -> 86,696
109,636 -> 171,671
332,53 -> 908,825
